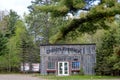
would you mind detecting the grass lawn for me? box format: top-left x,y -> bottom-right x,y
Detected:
35,74 -> 120,80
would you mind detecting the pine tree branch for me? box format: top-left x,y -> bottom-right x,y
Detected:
50,4 -> 120,43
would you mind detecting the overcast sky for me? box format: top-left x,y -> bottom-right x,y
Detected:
0,0 -> 32,16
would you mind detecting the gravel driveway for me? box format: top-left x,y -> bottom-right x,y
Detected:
0,74 -> 47,80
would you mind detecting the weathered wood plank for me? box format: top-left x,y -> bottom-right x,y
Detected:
40,44 -> 96,75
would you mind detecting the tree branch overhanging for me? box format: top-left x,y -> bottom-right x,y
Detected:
50,4 -> 120,43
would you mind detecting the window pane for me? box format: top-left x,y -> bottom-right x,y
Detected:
64,63 -> 68,70
47,62 -> 55,69
64,62 -> 68,74
59,63 -> 63,74
72,62 -> 80,69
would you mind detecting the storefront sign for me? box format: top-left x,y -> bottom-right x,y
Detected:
46,47 -> 83,54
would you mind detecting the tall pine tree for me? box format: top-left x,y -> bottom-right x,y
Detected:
35,0 -> 120,43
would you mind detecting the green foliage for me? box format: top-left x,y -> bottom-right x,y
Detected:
7,36 -> 21,71
35,0 -> 85,17
0,10 -> 21,72
0,54 -> 9,72
73,0 -> 85,9
7,10 -> 19,37
35,0 -> 120,43
0,9 -> 37,72
79,67 -> 84,75
0,32 -> 8,56
102,0 -> 116,7
95,19 -> 120,76
0,16 -> 9,36
61,0 -> 73,8
35,5 -> 69,17
27,0 -> 69,44
95,30 -> 116,75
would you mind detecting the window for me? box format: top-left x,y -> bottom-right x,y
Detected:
47,62 -> 55,69
72,62 -> 80,70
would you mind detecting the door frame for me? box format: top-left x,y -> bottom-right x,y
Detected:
58,61 -> 69,76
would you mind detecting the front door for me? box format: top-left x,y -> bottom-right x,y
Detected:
58,61 -> 69,76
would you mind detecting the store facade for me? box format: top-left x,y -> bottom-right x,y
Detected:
40,44 -> 96,76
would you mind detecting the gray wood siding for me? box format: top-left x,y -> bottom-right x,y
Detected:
40,44 -> 96,75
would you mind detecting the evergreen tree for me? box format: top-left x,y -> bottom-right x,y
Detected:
0,32 -> 7,56
35,0 -> 120,43
95,18 -> 120,76
95,30 -> 116,75
26,0 -> 50,44
7,10 -> 19,37
26,0 -> 68,44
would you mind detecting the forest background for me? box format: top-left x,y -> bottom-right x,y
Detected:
0,0 -> 120,76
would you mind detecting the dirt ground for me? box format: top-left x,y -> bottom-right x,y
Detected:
0,74 -> 47,80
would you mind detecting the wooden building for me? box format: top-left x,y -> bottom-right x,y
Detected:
40,44 -> 96,76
